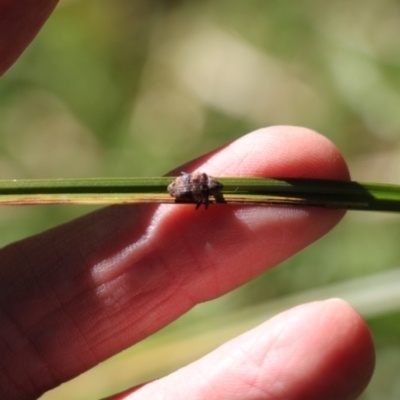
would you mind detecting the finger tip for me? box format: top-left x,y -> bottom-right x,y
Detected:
285,299 -> 375,400
318,298 -> 375,399
162,126 -> 351,299
171,125 -> 350,182
0,0 -> 58,75
242,125 -> 351,180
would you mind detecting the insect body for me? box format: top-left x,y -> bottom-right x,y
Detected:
167,172 -> 223,210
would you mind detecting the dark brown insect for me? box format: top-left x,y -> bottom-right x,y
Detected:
167,172 -> 223,210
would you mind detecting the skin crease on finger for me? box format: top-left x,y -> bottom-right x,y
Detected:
0,127 -> 355,399
125,300 -> 375,400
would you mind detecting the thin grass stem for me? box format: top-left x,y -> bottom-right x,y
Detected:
0,177 -> 398,212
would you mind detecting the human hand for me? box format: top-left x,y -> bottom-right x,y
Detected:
0,125 -> 374,399
0,2 -> 375,399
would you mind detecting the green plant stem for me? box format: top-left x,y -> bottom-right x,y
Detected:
0,177 -> 399,212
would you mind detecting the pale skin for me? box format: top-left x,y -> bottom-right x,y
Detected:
0,1 -> 375,399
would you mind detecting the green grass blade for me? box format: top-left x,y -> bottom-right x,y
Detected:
0,177 -> 399,212
218,178 -> 400,212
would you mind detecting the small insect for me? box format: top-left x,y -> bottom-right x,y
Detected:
168,172 -> 223,210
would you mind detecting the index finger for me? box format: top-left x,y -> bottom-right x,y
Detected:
0,0 -> 57,75
0,126 -> 350,399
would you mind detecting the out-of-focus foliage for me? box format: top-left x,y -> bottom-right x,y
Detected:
1,0 -> 400,398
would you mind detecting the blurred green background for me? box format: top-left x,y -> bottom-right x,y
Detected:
1,0 -> 400,398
